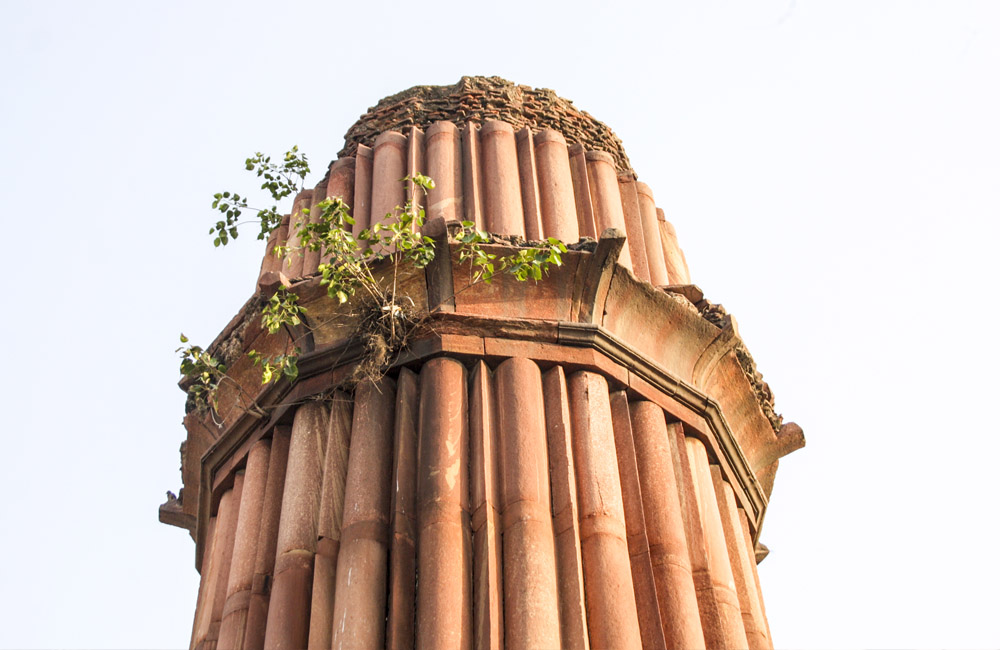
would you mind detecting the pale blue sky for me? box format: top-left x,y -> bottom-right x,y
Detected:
1,1 -> 998,647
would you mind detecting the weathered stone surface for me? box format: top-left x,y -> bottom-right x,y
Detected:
631,410 -> 706,650
244,427 -> 290,650
307,393 -> 353,650
618,178 -> 652,283
567,370 -> 642,649
338,76 -> 634,175
569,144 -> 597,239
541,366 -> 590,650
264,403 -> 328,650
608,392 -> 666,650
330,378 -> 396,650
352,144 -> 373,244
284,191 -> 314,280
713,466 -> 770,650
320,158 -> 355,267
534,129 -> 579,242
173,77 -> 804,650
371,131 -> 408,240
515,127 -> 543,241
219,440 -> 271,650
586,151 -> 634,272
495,358 -> 562,649
469,361 -> 504,650
416,359 -> 472,648
425,121 -> 463,223
481,120 -> 525,239
385,369 -> 419,650
685,437 -> 749,650
634,181 -> 668,286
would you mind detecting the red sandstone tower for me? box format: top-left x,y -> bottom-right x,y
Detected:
162,77 -> 804,649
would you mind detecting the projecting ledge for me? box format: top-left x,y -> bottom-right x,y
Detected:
173,232 -> 801,566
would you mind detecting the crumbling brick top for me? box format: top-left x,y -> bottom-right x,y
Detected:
338,76 -> 634,175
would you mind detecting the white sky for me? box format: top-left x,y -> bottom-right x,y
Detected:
1,1 -> 998,648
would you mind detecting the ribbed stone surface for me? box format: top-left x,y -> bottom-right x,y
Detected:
338,76 -> 634,176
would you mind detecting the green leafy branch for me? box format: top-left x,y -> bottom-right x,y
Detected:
176,334 -> 227,412
456,223 -> 567,283
243,289 -> 307,386
182,149 -> 570,416
299,172 -> 437,304
248,349 -> 300,384
209,146 -> 310,246
261,288 -> 306,334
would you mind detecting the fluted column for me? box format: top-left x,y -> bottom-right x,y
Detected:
495,358 -> 562,649
264,403 -> 329,650
568,144 -> 596,239
480,120 -> 525,238
567,370 -> 642,649
405,127 -> 425,225
330,378 -> 396,649
303,178 -> 328,276
203,475 -> 245,650
259,223 -> 282,280
385,370 -> 419,650
425,121 -> 463,223
191,516 -> 218,650
218,440 -> 272,649
416,358 -> 472,648
631,407 -> 706,649
371,131 -> 408,228
740,509 -> 773,645
684,437 -> 749,649
534,130 -> 579,242
307,394 -> 353,650
470,361 -> 504,650
541,366 -> 590,650
713,467 -> 771,649
461,123 -> 485,230
244,427 -> 291,650
615,175 -> 650,281
634,182 -> 669,286
585,151 -> 633,271
322,158 -> 356,266
515,127 -> 543,240
352,145 -> 374,244
284,190 -> 314,279
608,392 -> 666,650
658,208 -> 691,284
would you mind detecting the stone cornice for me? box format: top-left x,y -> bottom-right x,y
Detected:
190,318 -> 774,570
555,322 -> 767,531
177,234 -> 800,570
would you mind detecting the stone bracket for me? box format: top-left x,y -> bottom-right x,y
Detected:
571,228 -> 626,324
691,315 -> 740,390
423,217 -> 457,313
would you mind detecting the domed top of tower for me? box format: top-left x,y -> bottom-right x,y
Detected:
338,76 -> 634,175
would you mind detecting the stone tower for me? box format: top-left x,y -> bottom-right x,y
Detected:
162,77 -> 804,649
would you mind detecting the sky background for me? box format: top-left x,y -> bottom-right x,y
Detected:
1,1 -> 998,647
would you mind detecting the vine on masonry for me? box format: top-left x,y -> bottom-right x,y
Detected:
179,146 -> 567,416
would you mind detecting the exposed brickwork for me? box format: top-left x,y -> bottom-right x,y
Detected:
338,76 -> 635,177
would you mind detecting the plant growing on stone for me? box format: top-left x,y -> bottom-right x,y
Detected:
209,146 -> 311,246
176,334 -> 226,411
180,145 -> 568,415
